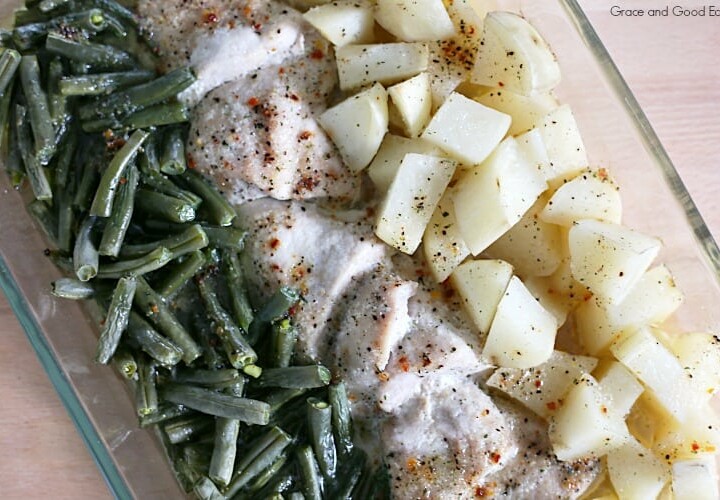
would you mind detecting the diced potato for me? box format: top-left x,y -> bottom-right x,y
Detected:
421,91 -> 511,166
336,43 -> 429,90
541,168 -> 622,226
548,373 -> 629,461
575,265 -> 684,355
471,11 -> 561,96
596,361 -> 644,417
672,456 -> 719,500
375,153 -> 457,254
450,259 -> 513,334
486,350 -> 597,419
374,0 -> 456,42
303,1 -> 374,47
524,256 -> 584,326
453,137 -> 547,255
568,219 -> 661,305
654,404 -> 720,461
514,128 -> 551,176
367,134 -> 443,193
606,437 -> 670,500
318,83 -> 388,172
536,105 -> 588,185
473,88 -> 559,136
482,276 -> 557,368
387,72 -> 432,137
423,191 -> 471,282
610,327 -> 700,424
286,0 -> 332,10
485,194 -> 563,278
671,332 -> 720,401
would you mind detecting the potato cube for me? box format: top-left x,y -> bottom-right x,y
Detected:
423,191 -> 471,283
473,88 -> 559,136
471,11 -> 561,96
610,327 -> 700,424
541,168 -> 622,226
569,219 -> 661,305
482,276 -> 557,368
367,134 -> 443,193
318,83 -> 388,172
654,403 -> 720,461
672,456 -> 719,500
303,1 -> 374,47
375,153 -> 457,254
453,137 -> 547,255
524,256 -> 584,326
607,437 -> 670,500
486,350 -> 598,419
388,72 -> 432,138
536,105 -> 588,185
450,259 -> 513,335
548,373 -> 629,461
421,92 -> 511,166
485,194 -> 563,278
336,43 -> 429,90
671,332 -> 720,401
596,361 -> 644,417
375,0 -> 456,42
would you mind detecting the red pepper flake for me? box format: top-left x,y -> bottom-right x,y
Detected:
490,452 -> 502,464
691,441 -> 700,452
298,130 -> 312,141
150,304 -> 159,314
119,177 -> 127,185
187,154 -> 196,169
309,49 -> 324,60
202,9 -> 218,24
546,401 -> 558,411
601,405 -> 608,414
242,6 -> 252,18
269,238 -> 281,250
278,67 -> 285,75
498,81 -> 505,87
398,356 -> 410,373
297,175 -> 317,192
406,458 -> 418,472
287,305 -> 297,317
597,167 -> 609,180
289,93 -> 299,101
247,96 -> 260,107
475,486 -> 493,498
252,22 -> 262,32
534,379 -> 542,388
583,291 -> 593,302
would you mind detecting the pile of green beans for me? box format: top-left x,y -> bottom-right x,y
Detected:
1,2 -> 389,499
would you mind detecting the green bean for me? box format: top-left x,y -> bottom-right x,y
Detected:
139,403 -> 193,428
27,199 -> 58,246
164,415 -> 213,445
37,0 -> 70,12
73,216 -> 99,281
250,460 -> 294,498
180,169 -> 236,227
256,286 -> 301,324
90,128 -> 148,217
287,492 -> 305,500
222,250 -> 254,332
18,56 -> 55,165
73,142 -> 103,210
47,58 -> 69,137
99,163 -> 138,256
196,275 -> 257,369
15,104 -> 52,201
246,452 -> 289,494
47,250 -> 73,274
209,417 -> 240,487
120,101 -> 190,130
264,388 -> 308,416
193,476 -> 224,500
160,125 -> 186,175
53,125 -> 77,191
79,66 -> 194,122
191,313 -> 224,371
0,81 -> 15,155
174,457 -> 201,493
133,276 -> 202,364
306,397 -> 336,480
174,368 -> 241,387
255,366 -> 331,390
138,131 -> 160,172
46,31 -> 135,69
225,427 -> 292,497
14,9 -> 49,27
112,347 -> 137,380
156,250 -> 206,298
89,0 -> 137,26
120,224 -> 207,259
56,183 -> 76,253
242,364 -> 262,379
364,465 -> 391,499
330,449 -> 365,499
0,48 -> 20,97
329,382 -> 353,458
51,277 -> 95,300
134,188 -> 196,223
297,445 -> 322,500
96,246 -> 172,279
95,275 -> 136,364
139,168 -> 202,208
202,226 -> 246,251
59,70 -> 154,96
126,311 -> 183,367
183,443 -> 212,471
135,356 -> 158,416
223,378 -> 246,398
271,319 -> 298,368
161,384 -> 270,424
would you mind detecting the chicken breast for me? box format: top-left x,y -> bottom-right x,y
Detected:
137,0 -> 360,203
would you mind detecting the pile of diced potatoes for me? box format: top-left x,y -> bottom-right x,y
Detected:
300,0 -> 720,497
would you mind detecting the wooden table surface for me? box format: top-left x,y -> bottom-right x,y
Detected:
1,2 -> 719,498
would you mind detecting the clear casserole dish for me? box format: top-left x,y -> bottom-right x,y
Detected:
1,0 -> 719,498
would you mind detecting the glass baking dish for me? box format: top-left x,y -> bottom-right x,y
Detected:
1,0 -> 719,498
